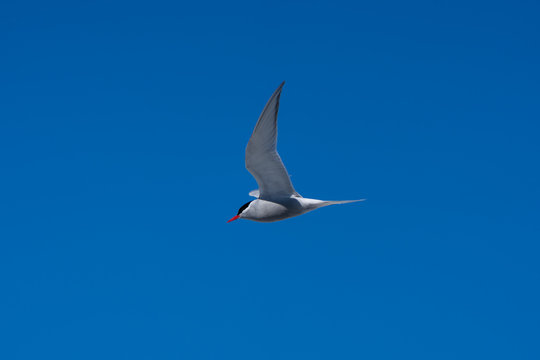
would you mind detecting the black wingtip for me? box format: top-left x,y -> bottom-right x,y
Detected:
272,82 -> 285,98
276,81 -> 285,95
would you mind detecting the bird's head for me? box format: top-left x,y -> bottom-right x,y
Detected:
227,200 -> 253,223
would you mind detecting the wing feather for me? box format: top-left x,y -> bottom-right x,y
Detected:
245,82 -> 299,199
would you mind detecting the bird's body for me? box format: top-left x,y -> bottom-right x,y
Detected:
228,82 -> 363,223
239,197 -> 360,223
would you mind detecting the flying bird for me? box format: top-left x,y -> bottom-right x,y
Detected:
228,82 -> 363,223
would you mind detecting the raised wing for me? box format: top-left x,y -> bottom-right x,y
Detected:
245,82 -> 300,199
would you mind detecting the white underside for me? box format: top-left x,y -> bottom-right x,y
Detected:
240,196 -> 364,222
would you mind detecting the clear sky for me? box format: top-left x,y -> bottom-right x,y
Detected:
1,0 -> 539,359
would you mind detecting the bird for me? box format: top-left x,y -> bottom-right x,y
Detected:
228,82 -> 364,223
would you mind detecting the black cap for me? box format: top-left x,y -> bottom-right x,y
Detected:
237,201 -> 252,215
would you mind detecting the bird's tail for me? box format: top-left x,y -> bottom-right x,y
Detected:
320,199 -> 365,207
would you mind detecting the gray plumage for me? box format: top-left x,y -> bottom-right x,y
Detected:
230,82 -> 363,223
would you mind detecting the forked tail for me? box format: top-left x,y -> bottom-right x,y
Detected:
320,199 -> 365,207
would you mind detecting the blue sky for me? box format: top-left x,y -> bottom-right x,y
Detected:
1,0 -> 539,359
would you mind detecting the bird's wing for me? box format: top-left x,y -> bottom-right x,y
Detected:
245,82 -> 300,199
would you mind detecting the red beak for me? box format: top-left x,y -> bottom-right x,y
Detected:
227,215 -> 240,223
